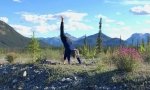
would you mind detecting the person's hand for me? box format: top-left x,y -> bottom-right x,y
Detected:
61,16 -> 64,22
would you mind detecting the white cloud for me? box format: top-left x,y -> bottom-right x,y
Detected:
13,0 -> 22,3
0,17 -> 9,23
130,5 -> 150,15
123,0 -> 150,5
21,10 -> 88,23
96,14 -> 125,25
65,21 -> 93,31
105,25 -> 150,40
97,14 -> 115,23
18,10 -> 93,35
12,24 -> 33,37
56,10 -> 88,22
105,0 -> 150,5
142,28 -> 150,33
145,20 -> 150,24
34,23 -> 58,34
105,26 -> 133,40
21,12 -> 55,24
116,21 -> 125,26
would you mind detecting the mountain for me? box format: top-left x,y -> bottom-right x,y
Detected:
39,33 -> 78,47
0,20 -> 30,48
74,33 -> 111,46
39,37 -> 62,47
105,38 -> 125,46
65,33 -> 78,41
74,33 -> 126,47
126,33 -> 150,46
40,32 -> 126,47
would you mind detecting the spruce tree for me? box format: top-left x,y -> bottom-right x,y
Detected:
82,35 -> 88,58
136,39 -> 139,50
132,38 -> 134,46
28,32 -> 41,62
96,18 -> 102,53
84,35 -> 87,47
140,39 -> 145,52
120,35 -> 122,46
147,35 -> 150,45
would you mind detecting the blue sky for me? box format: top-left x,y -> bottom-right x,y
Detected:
0,0 -> 150,40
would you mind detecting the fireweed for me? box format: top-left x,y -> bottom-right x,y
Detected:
113,47 -> 142,72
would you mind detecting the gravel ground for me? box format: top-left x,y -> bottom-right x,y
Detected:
1,63 -> 150,90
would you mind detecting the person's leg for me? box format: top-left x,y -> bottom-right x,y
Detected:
75,49 -> 82,64
63,50 -> 67,64
66,50 -> 71,64
67,55 -> 71,64
66,49 -> 71,64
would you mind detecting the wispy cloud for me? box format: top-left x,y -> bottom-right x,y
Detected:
96,14 -> 125,25
145,20 -> 150,24
12,24 -> 33,37
13,0 -> 22,3
15,10 -> 93,37
105,26 -> 133,40
105,0 -> 150,5
0,17 -> 9,23
130,5 -> 150,15
21,12 -> 55,24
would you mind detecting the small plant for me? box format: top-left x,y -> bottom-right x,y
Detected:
113,47 -> 142,72
5,53 -> 17,63
28,32 -> 41,62
142,45 -> 150,63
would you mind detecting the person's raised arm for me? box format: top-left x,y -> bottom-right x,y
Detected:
60,16 -> 65,37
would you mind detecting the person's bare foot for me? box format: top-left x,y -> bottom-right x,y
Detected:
63,61 -> 66,65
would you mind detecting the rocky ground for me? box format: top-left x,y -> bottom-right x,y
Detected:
1,63 -> 150,90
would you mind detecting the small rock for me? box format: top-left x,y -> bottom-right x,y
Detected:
50,86 -> 55,90
34,70 -> 40,74
74,76 -> 77,80
2,70 -> 8,74
18,86 -> 23,90
61,78 -> 72,82
12,79 -> 17,83
44,87 -> 49,90
11,66 -> 17,70
23,71 -> 27,77
61,78 -> 66,82
13,85 -> 16,88
33,86 -> 39,89
66,78 -> 72,82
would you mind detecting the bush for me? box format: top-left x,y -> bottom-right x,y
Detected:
142,45 -> 150,63
143,54 -> 150,63
5,53 -> 17,63
113,47 -> 142,72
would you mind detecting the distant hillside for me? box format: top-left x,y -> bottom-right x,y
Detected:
105,38 -> 125,46
39,33 -> 78,47
0,20 -> 49,48
126,33 -> 150,46
0,20 -> 30,48
40,32 -> 125,47
74,33 -> 110,46
74,33 -> 126,47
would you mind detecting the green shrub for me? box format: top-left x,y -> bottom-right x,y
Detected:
143,54 -> 150,63
5,53 -> 17,63
27,32 -> 41,62
142,45 -> 150,63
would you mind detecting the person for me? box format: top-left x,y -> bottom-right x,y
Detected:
60,16 -> 81,64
